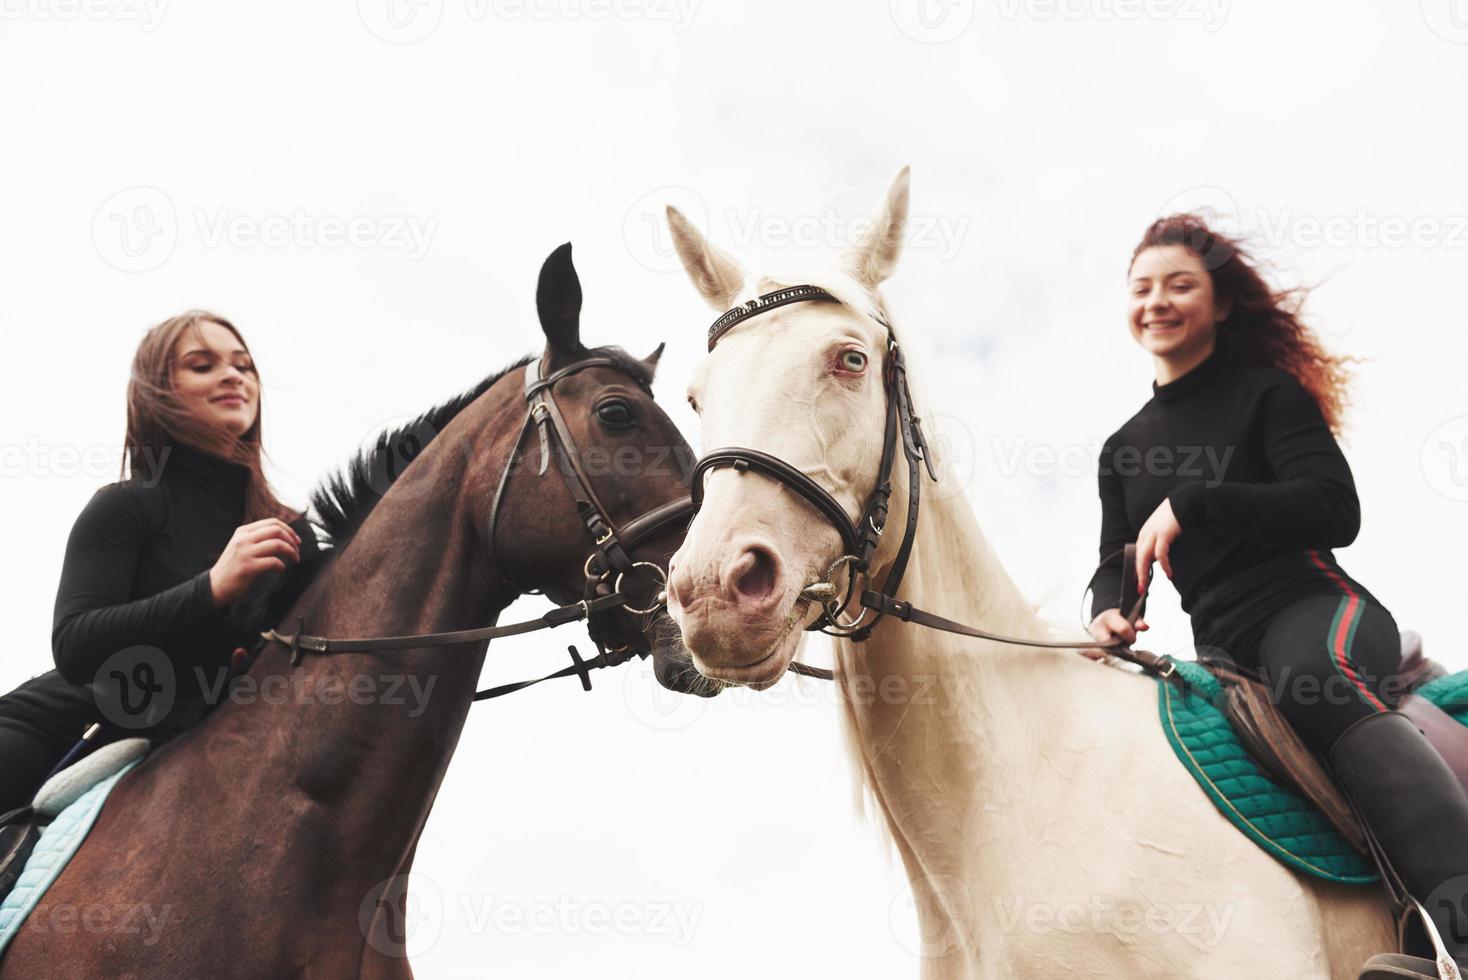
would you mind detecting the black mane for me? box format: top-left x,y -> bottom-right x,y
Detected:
308,346 -> 654,554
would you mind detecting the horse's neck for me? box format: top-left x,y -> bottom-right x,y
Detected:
836,482 -> 1138,839
223,423 -> 509,858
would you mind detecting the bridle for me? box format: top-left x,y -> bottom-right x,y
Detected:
262,350 -> 696,701
692,285 -> 934,645
690,286 -> 1181,685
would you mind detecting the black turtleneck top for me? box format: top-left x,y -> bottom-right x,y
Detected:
51,442 -> 320,693
1089,348 -> 1368,635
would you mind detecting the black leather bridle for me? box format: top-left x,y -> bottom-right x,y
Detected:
263,350 -> 696,700
691,285 -> 936,644
689,286 -> 1182,685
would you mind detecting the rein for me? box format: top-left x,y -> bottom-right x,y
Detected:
694,287 -> 1178,686
261,349 -> 696,701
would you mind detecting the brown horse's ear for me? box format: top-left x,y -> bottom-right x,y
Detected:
642,342 -> 666,377
537,242 -> 585,356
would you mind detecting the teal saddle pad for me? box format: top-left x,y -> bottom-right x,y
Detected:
0,759 -> 141,959
1158,661 -> 1468,885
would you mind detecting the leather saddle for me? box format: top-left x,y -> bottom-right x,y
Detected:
1204,631 -> 1462,854
1117,545 -> 1468,854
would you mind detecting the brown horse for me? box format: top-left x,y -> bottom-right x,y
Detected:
0,244 -> 698,978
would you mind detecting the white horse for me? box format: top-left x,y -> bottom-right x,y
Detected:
661,168 -> 1395,979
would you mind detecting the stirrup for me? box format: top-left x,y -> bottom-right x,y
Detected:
1359,952 -> 1464,980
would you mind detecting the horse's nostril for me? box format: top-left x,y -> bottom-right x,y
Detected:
733,546 -> 778,602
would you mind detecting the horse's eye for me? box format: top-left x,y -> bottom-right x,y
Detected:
595,398 -> 635,429
838,349 -> 868,373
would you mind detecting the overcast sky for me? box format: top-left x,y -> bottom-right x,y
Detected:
2,1 -> 1466,976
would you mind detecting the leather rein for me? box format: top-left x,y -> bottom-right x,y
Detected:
261,351 -> 696,701
693,286 -> 1177,685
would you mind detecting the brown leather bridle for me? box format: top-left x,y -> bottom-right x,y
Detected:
690,286 -> 1180,685
263,349 -> 696,701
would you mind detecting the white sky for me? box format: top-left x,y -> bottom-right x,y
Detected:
2,1 -> 1466,976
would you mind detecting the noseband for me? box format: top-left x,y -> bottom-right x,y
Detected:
690,287 -> 1181,684
263,350 -> 696,701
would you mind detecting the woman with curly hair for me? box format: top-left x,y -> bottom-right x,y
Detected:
0,311 -> 321,816
1084,215 -> 1468,979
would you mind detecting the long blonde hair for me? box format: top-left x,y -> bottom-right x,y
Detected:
122,310 -> 299,523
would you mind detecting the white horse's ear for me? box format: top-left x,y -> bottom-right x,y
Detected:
841,166 -> 910,288
666,205 -> 746,311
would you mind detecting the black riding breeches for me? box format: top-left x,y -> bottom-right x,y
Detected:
1256,592 -> 1402,756
0,670 -> 104,814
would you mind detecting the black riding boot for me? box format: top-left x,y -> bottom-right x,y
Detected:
1330,710 -> 1468,979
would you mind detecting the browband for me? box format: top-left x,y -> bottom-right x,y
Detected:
707,285 -> 838,351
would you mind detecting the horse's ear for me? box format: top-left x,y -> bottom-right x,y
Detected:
666,206 -> 746,311
642,342 -> 666,377
840,166 -> 910,288
537,242 -> 585,356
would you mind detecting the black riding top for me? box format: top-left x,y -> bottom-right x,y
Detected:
1088,347 -> 1387,663
51,442 -> 321,696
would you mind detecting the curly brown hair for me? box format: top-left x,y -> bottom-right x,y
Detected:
1130,214 -> 1356,435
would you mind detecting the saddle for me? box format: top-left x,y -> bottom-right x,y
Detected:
0,738 -> 150,906
1117,546 -> 1468,857
1203,631 -> 1460,855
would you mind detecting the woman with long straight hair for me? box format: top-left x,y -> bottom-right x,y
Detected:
1085,215 -> 1468,979
0,310 -> 320,815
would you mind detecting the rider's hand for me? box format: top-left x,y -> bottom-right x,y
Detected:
208,519 -> 302,608
1081,608 -> 1148,661
1135,498 -> 1182,586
